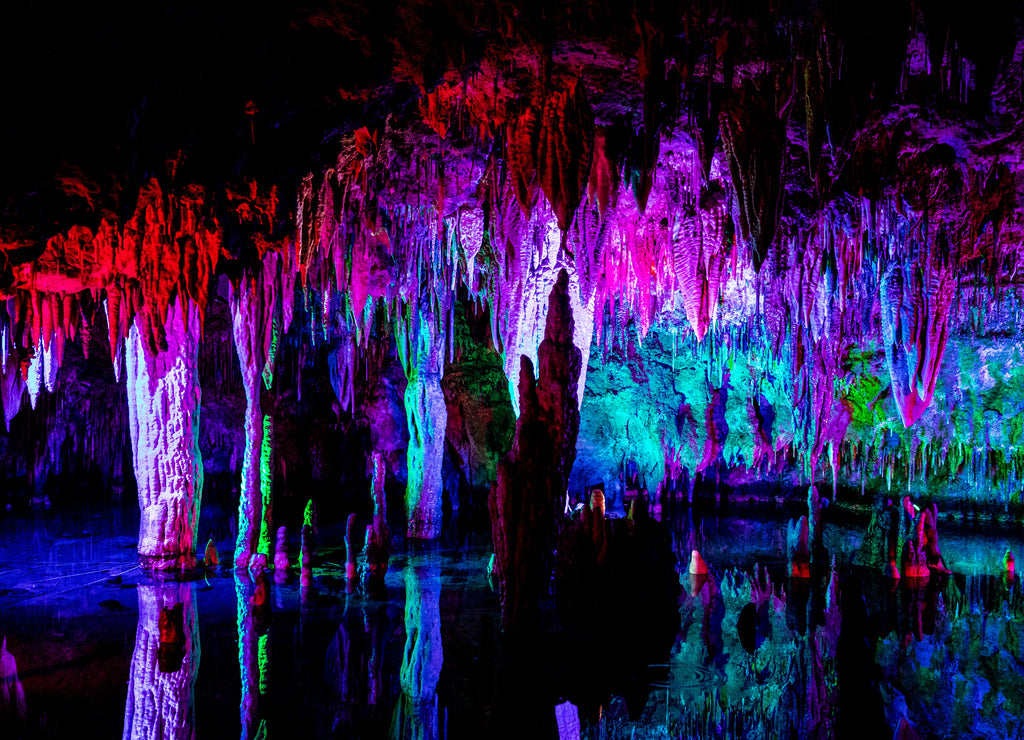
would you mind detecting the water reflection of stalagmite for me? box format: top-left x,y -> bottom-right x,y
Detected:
0,638 -> 27,730
236,574 -> 270,740
122,582 -> 199,740
392,559 -> 442,740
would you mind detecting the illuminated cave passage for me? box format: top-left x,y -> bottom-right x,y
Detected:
2,1 -> 1024,739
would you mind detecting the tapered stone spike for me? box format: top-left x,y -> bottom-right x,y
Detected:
204,539 -> 219,568
274,527 -> 288,571
688,549 -> 708,575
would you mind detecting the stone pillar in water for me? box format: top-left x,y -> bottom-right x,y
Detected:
229,254 -> 280,572
126,300 -> 203,572
122,582 -> 199,740
401,292 -> 448,540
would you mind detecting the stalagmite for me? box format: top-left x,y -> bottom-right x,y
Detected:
122,583 -> 199,740
300,500 -> 316,592
126,299 -> 204,573
359,451 -> 390,594
204,539 -> 219,568
274,527 -> 288,572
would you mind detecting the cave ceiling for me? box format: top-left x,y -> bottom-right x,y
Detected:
2,0 -> 1024,496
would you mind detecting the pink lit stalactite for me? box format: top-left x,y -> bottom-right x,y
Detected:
672,192 -> 729,343
126,299 -> 203,572
229,253 -> 280,570
400,292 -> 448,540
122,582 -> 199,740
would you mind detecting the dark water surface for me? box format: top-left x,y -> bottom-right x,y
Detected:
1,503 -> 1022,739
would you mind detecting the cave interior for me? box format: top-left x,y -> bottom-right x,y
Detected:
2,1 -> 1024,739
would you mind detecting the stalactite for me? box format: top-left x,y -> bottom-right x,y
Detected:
880,257 -> 955,427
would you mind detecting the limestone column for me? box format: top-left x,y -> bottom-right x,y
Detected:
126,299 -> 204,572
229,254 -> 279,571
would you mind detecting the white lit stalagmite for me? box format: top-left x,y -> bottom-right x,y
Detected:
126,300 -> 204,572
122,582 -> 199,740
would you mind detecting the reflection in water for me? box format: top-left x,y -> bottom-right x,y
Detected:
3,506 -> 1021,739
0,637 -> 27,731
325,593 -> 399,736
237,573 -> 271,740
122,582 -> 199,740
392,559 -> 443,740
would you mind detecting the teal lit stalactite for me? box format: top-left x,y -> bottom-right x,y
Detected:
400,291 -> 449,540
122,582 -> 199,740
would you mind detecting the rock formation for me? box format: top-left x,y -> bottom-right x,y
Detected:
489,270 -> 581,633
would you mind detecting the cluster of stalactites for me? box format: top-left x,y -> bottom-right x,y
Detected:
0,178 -> 225,428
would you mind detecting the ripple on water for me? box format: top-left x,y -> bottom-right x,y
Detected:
649,662 -> 724,692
